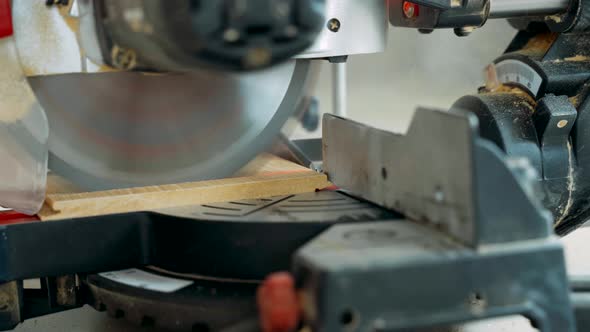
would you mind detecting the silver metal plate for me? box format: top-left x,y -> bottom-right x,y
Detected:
322,110 -> 477,245
29,61 -> 315,189
158,191 -> 392,222
495,59 -> 544,97
295,0 -> 388,58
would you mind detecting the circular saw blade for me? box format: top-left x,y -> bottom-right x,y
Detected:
28,60 -> 314,190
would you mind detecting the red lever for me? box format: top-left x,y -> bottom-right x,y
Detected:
257,272 -> 301,332
0,0 -> 13,38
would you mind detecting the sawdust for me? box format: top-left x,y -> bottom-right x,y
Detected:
546,14 -> 564,24
486,84 -> 537,110
99,64 -> 117,72
12,1 -> 83,75
484,63 -> 500,91
0,39 -> 35,123
552,55 -> 590,64
522,32 -> 558,54
556,141 -> 576,227
564,55 -> 590,62
23,3 -> 65,73
12,2 -> 121,75
0,78 -> 32,123
20,66 -> 36,77
51,3 -> 117,74
58,2 -> 80,35
570,94 -> 582,108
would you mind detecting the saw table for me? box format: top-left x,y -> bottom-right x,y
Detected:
0,148 -> 397,331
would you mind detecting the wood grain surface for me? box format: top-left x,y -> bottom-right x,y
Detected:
39,154 -> 330,221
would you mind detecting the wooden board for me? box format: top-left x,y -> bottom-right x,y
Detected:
38,154 -> 330,221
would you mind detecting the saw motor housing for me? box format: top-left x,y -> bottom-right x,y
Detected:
0,0 -> 388,213
91,0 -> 326,71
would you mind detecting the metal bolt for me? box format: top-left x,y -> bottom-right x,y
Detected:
223,29 -> 241,43
327,18 -> 341,32
454,26 -> 476,37
111,46 -> 138,70
557,119 -> 569,128
244,47 -> 272,68
434,186 -> 445,203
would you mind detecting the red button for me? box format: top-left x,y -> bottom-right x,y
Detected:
0,0 -> 13,38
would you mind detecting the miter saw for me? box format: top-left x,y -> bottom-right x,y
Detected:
0,0 -> 386,214
4,0 -> 590,331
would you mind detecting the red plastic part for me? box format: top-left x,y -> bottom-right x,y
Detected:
321,184 -> 340,191
0,0 -> 13,38
403,1 -> 420,19
0,211 -> 39,225
257,272 -> 301,332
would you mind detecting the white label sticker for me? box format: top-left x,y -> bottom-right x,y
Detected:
99,269 -> 193,293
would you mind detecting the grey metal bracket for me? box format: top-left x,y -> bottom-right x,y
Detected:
294,109 -> 576,331
322,109 -> 552,247
532,94 -> 578,180
570,276 -> 590,331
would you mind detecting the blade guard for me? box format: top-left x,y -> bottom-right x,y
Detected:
0,35 -> 48,215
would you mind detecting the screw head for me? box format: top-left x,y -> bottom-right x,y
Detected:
244,47 -> 272,68
327,18 -> 341,32
223,28 -> 240,43
557,120 -> 569,128
434,187 -> 445,203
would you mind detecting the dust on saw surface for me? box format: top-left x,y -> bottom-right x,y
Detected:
38,154 -> 330,221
